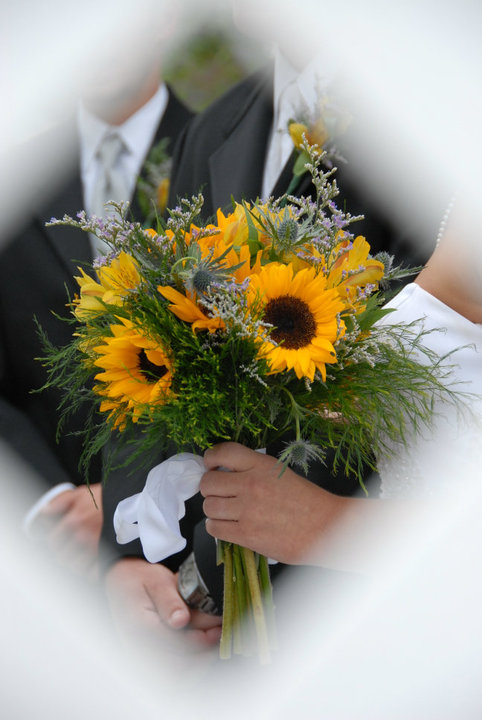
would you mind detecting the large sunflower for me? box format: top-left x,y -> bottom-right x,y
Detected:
93,318 -> 173,428
247,263 -> 345,381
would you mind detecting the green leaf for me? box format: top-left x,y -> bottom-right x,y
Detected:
293,150 -> 310,177
242,202 -> 263,256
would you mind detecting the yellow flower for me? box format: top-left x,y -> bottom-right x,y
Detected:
156,177 -> 170,215
328,236 -> 385,309
247,263 -> 345,381
96,251 -> 141,300
231,243 -> 263,283
73,269 -> 109,318
289,118 -> 329,152
167,203 -> 282,280
93,318 -> 173,428
213,205 -> 250,249
158,285 -> 225,333
73,251 -> 141,319
196,204 -> 274,260
297,234 -> 385,311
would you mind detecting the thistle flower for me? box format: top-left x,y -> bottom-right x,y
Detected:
277,217 -> 299,245
278,438 -> 326,475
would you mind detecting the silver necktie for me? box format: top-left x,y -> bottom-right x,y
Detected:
90,133 -> 129,257
92,132 -> 130,217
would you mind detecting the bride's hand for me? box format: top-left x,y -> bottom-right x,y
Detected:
201,442 -> 339,565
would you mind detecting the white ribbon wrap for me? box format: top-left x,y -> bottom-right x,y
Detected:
113,453 -> 205,563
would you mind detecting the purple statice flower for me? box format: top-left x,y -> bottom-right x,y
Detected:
332,214 -> 347,229
93,255 -> 112,269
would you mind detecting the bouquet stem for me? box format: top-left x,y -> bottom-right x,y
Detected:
242,547 -> 272,665
218,540 -> 274,664
219,543 -> 234,660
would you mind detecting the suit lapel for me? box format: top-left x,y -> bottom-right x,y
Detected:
272,150 -> 297,198
40,159 -> 93,279
130,87 -> 194,222
207,71 -> 314,212
209,75 -> 273,212
155,87 -> 193,147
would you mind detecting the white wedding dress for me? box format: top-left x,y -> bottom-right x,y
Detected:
376,283 -> 482,499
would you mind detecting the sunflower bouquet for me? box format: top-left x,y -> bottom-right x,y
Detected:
41,144 -> 452,663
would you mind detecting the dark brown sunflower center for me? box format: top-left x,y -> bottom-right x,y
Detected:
264,295 -> 316,349
138,349 -> 168,381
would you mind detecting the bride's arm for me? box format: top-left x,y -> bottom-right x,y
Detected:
416,202 -> 482,324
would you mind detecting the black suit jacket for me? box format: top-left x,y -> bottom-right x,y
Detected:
168,68 -> 429,264
100,69 -> 433,580
0,88 -> 193,521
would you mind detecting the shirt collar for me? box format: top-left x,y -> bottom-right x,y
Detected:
272,48 -> 299,128
272,48 -> 336,131
119,82 -> 168,166
77,82 -> 169,177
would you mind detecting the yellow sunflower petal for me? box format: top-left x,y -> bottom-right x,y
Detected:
158,285 -> 224,333
92,320 -> 173,428
247,261 -> 343,380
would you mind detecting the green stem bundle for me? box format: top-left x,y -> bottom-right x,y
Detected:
217,540 -> 275,664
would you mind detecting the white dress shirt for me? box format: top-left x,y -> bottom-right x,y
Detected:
261,49 -> 334,199
78,82 -> 169,216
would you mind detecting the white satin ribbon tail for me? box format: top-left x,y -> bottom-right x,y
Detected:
113,453 -> 205,563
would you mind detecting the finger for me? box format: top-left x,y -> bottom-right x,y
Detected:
184,624 -> 222,649
183,610 -> 223,650
202,495 -> 240,521
40,490 -> 75,516
189,610 -> 223,630
205,517 -> 241,546
200,468 -> 242,498
47,525 -> 98,562
200,625 -> 223,646
43,514 -> 72,551
44,511 -> 87,551
146,571 -> 192,630
105,562 -> 190,637
203,442 -> 263,472
42,524 -> 98,578
54,543 -> 97,576
67,550 -> 98,577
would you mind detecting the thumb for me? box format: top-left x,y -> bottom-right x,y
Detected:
149,567 -> 191,629
167,604 -> 191,629
40,489 -> 74,516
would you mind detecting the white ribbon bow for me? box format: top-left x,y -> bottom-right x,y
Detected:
113,453 -> 205,563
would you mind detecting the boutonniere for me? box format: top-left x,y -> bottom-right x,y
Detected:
286,95 -> 351,194
136,137 -> 172,224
